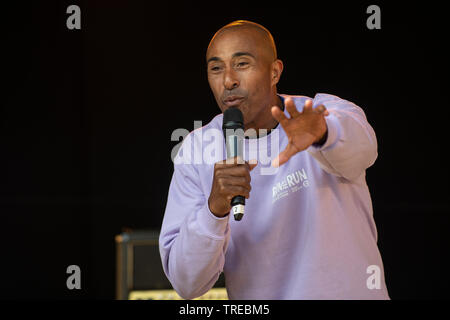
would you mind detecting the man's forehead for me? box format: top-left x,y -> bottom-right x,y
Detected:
206,27 -> 271,61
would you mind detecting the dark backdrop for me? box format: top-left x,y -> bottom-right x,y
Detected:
2,1 -> 449,299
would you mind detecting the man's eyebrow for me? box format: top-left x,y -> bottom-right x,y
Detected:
207,52 -> 255,64
207,56 -> 222,64
232,52 -> 255,59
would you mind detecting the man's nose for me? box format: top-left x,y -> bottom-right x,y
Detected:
223,69 -> 239,90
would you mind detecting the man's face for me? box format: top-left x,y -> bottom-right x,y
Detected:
206,28 -> 275,127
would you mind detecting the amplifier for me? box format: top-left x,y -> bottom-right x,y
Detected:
115,229 -> 227,300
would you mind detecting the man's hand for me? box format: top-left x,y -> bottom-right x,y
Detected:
271,98 -> 329,167
208,157 -> 258,217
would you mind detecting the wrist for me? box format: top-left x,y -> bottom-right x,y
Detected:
313,128 -> 328,147
198,203 -> 230,239
208,197 -> 230,218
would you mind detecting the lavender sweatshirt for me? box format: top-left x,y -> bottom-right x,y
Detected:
159,93 -> 389,300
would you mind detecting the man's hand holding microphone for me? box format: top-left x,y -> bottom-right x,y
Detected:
208,157 -> 257,218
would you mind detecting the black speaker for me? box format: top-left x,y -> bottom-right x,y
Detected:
115,229 -> 226,300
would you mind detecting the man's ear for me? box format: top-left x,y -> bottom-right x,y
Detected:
271,59 -> 284,86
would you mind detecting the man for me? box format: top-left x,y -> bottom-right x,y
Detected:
159,20 -> 389,299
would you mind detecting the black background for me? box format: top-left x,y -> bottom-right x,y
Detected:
2,1 -> 449,299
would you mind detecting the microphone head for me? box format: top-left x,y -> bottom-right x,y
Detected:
222,107 -> 244,132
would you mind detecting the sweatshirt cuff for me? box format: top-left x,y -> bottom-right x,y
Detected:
308,113 -> 340,152
197,203 -> 230,239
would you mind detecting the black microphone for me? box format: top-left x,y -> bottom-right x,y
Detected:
222,107 -> 245,221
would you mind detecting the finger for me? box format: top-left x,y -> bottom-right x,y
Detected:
225,155 -> 246,165
285,97 -> 300,118
220,176 -> 251,189
217,156 -> 242,166
226,186 -> 251,199
271,144 -> 297,167
216,165 -> 251,181
314,104 -> 326,114
302,99 -> 313,113
271,106 -> 288,125
314,104 -> 329,116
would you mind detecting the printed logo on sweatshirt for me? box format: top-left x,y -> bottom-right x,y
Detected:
272,168 -> 310,203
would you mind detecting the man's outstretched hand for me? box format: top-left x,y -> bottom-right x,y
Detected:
271,98 -> 329,167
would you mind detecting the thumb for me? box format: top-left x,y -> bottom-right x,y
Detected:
248,159 -> 258,171
271,144 -> 297,167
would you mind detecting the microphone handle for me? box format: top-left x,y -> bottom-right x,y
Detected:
225,133 -> 245,221
231,195 -> 245,221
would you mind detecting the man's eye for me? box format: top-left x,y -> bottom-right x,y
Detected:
237,62 -> 249,67
210,66 -> 221,71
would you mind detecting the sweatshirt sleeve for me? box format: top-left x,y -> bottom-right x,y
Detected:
306,94 -> 378,181
159,159 -> 230,300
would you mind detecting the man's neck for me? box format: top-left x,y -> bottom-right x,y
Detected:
244,94 -> 284,139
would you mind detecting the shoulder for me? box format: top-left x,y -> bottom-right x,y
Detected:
280,92 -> 364,114
314,93 -> 367,118
313,93 -> 357,106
